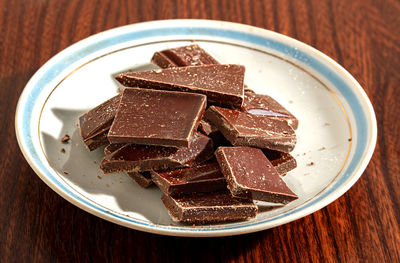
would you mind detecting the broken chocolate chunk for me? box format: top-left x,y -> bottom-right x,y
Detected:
115,64 -> 245,108
215,146 -> 298,204
127,171 -> 153,188
263,149 -> 297,175
151,162 -> 226,196
104,143 -> 126,155
161,191 -> 257,223
79,95 -> 121,151
197,119 -> 230,148
242,92 -> 298,130
151,44 -> 219,68
108,88 -> 206,147
205,106 -> 296,153
100,132 -> 214,174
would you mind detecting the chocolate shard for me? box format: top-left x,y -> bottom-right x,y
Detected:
79,95 -> 121,151
127,171 -> 153,188
104,143 -> 126,155
197,119 -> 231,148
152,45 -> 252,92
242,92 -> 298,130
100,132 -> 214,174
205,106 -> 297,153
161,191 -> 257,223
108,88 -> 206,147
151,162 -> 226,196
263,149 -> 297,175
215,146 -> 298,204
115,64 -> 245,108
151,44 -> 219,68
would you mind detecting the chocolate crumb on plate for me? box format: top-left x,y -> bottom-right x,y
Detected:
61,134 -> 70,143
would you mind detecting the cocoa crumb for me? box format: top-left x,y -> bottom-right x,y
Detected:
60,148 -> 66,153
97,175 -> 102,179
307,162 -> 315,166
348,138 -> 352,142
63,171 -> 69,175
319,147 -> 326,151
61,134 -> 70,143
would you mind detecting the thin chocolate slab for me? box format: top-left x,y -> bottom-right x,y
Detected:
161,191 -> 257,223
151,44 -> 219,68
263,149 -> 297,175
115,64 -> 245,108
79,94 -> 121,151
215,146 -> 298,204
127,171 -> 153,188
151,162 -> 226,196
242,92 -> 298,130
100,132 -> 214,174
108,88 -> 206,147
205,106 -> 296,153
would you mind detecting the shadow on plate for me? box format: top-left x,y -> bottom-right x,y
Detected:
41,107 -> 172,224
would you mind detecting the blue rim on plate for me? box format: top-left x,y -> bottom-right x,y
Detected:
15,20 -> 377,237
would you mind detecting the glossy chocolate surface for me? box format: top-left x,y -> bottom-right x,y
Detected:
205,106 -> 297,153
242,92 -> 298,130
79,94 -> 121,150
263,149 -> 297,175
151,44 -> 219,68
100,132 -> 214,173
115,64 -> 245,108
215,146 -> 298,204
161,191 -> 257,223
108,88 -> 206,147
151,162 -> 226,196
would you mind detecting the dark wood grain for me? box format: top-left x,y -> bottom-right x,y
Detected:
1,0 -> 399,262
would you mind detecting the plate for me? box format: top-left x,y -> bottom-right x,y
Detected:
15,20 -> 377,237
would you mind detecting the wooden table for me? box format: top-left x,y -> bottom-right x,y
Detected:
1,0 -> 399,262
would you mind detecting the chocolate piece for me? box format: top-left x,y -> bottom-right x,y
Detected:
115,64 -> 245,108
61,134 -> 70,143
215,146 -> 298,204
104,143 -> 126,155
100,132 -> 214,174
263,149 -> 297,175
161,191 -> 257,223
197,119 -> 217,136
79,95 -> 121,151
205,106 -> 296,153
151,162 -> 226,196
242,92 -> 298,130
151,44 -> 219,68
127,171 -> 153,188
198,119 -> 230,148
108,88 -> 206,147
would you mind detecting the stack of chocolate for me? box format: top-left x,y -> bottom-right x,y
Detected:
79,44 -> 299,224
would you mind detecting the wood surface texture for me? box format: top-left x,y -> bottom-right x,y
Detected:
1,0 -> 399,262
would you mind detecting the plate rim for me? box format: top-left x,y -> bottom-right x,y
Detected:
15,19 -> 377,237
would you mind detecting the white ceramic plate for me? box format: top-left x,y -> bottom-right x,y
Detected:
15,20 -> 377,237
